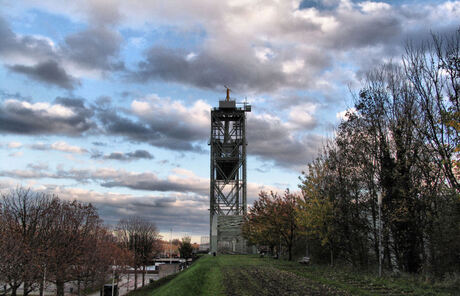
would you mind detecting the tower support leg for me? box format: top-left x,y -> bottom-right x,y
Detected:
210,214 -> 218,254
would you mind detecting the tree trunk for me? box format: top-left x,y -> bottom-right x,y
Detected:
330,247 -> 334,266
9,282 -> 21,296
134,266 -> 138,290
384,235 -> 392,271
370,190 -> 379,264
23,282 -> 29,296
77,278 -> 81,296
39,281 -> 44,296
56,280 -> 65,296
23,281 -> 36,296
142,265 -> 145,287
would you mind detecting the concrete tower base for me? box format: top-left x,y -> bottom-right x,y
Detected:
217,215 -> 247,254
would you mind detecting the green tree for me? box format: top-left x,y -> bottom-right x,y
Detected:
297,157 -> 336,265
243,191 -> 299,261
178,236 -> 194,259
294,30 -> 459,276
242,193 -> 280,254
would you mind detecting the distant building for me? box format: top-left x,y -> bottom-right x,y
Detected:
199,236 -> 210,252
159,240 -> 180,258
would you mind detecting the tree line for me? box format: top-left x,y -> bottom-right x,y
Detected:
243,30 -> 459,276
0,188 -> 166,296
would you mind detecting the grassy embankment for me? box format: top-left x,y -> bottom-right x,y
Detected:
127,255 -> 458,296
126,256 -> 223,296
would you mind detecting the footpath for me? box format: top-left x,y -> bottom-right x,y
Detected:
88,273 -> 159,296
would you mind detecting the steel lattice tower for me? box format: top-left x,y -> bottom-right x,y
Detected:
209,89 -> 251,254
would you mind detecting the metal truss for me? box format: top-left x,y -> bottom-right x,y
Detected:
210,107 -> 247,216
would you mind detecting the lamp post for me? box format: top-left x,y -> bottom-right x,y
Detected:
378,191 -> 383,277
170,228 -> 172,264
112,260 -> 115,296
306,232 -> 308,257
42,266 -> 46,296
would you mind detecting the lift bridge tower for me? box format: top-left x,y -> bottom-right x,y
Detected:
210,88 -> 251,254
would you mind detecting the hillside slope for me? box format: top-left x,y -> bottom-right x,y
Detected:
138,255 -> 455,296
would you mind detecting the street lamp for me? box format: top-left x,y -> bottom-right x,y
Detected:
170,228 -> 172,264
112,260 -> 115,296
377,191 -> 383,277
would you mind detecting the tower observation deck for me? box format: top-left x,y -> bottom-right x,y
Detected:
209,89 -> 251,254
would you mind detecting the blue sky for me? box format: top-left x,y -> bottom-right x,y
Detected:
0,0 -> 458,242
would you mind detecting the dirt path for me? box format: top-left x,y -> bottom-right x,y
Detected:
223,266 -> 350,296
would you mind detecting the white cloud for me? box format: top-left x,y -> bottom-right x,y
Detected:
254,47 -> 274,63
186,52 -> 197,61
6,0 -> 458,95
293,6 -> 339,32
7,141 -> 22,148
0,165 -> 285,203
131,100 -> 150,114
50,141 -> 87,154
282,59 -> 305,74
287,102 -> 318,130
336,107 -> 356,121
129,37 -> 146,47
358,1 -> 391,14
31,141 -> 88,154
247,112 -> 324,169
131,94 -> 211,131
4,99 -> 75,118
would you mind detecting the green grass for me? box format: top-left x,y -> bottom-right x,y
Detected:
151,256 -> 225,296
125,273 -> 178,296
127,255 -> 458,296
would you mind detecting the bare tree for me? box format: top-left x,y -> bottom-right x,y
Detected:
43,198 -> 103,296
116,217 -> 161,289
72,227 -> 127,296
403,30 -> 460,191
0,188 -> 129,296
0,188 -> 53,296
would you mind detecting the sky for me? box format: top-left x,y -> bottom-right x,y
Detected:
0,0 -> 458,242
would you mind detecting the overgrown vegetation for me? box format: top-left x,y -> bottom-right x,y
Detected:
243,30 -> 460,278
